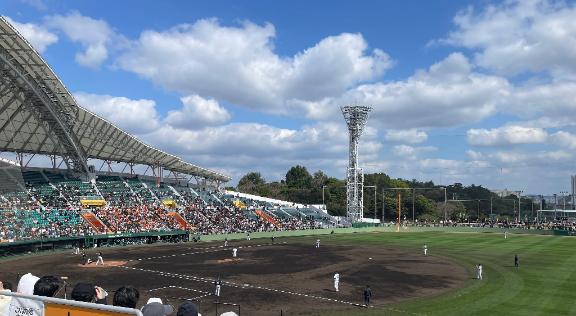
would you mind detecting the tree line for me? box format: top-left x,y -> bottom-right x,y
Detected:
229,165 -> 540,221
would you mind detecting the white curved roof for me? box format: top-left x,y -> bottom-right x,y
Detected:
0,17 -> 230,182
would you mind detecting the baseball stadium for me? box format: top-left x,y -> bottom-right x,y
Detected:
2,3 -> 576,316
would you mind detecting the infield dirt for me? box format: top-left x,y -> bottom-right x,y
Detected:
0,236 -> 468,315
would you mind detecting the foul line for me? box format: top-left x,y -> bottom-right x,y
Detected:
130,242 -> 287,262
148,285 -> 210,295
118,265 -> 365,308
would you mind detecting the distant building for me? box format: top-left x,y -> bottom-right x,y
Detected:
490,189 -> 521,198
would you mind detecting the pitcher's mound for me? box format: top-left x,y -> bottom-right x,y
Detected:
78,260 -> 127,268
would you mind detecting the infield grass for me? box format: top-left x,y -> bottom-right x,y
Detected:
315,230 -> 576,316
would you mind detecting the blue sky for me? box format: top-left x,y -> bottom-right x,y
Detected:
3,0 -> 576,195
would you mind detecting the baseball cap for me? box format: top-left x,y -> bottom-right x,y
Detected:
146,297 -> 163,304
17,273 -> 40,295
142,302 -> 174,316
177,301 -> 199,316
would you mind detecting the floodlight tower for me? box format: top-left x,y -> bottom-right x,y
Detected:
341,105 -> 372,223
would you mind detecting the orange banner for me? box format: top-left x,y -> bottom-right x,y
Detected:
45,303 -> 133,316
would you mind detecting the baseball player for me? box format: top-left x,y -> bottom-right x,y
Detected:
246,233 -> 251,241
333,273 -> 340,292
478,264 -> 483,280
214,277 -> 222,297
363,285 -> 372,306
315,239 -> 320,248
96,252 -> 104,265
224,238 -> 228,247
505,231 -> 508,239
423,244 -> 428,256
232,248 -> 238,258
514,254 -> 519,269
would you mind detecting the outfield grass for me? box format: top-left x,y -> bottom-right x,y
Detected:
316,231 -> 576,316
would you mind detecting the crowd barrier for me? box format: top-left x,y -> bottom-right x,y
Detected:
1,291 -> 143,316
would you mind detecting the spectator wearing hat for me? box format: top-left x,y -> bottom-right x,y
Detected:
71,282 -> 107,304
17,273 -> 39,295
33,276 -> 62,297
113,286 -> 139,308
142,298 -> 174,316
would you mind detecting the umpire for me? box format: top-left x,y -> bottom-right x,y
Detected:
363,285 -> 372,306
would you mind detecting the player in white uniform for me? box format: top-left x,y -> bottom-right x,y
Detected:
224,238 -> 228,247
423,244 -> 428,256
214,277 -> 222,297
232,248 -> 238,258
333,273 -> 340,292
478,264 -> 483,280
315,239 -> 320,248
96,252 -> 104,265
505,231 -> 508,239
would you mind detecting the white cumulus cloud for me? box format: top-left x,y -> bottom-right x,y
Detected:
335,53 -> 510,129
467,126 -> 548,147
3,16 -> 57,53
74,92 -> 161,134
442,0 -> 576,78
45,11 -> 119,68
165,95 -> 231,129
117,19 -> 391,116
392,145 -> 437,160
385,129 -> 428,144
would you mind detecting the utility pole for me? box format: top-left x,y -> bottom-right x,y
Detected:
443,187 -> 447,222
517,190 -> 523,223
477,199 -> 480,220
382,191 -> 385,223
554,194 -> 557,219
374,186 -> 377,221
365,185 -> 377,221
412,188 -> 415,222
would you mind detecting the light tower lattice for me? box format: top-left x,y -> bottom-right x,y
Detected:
341,105 -> 372,223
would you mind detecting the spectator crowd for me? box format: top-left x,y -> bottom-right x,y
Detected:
0,272 -> 237,316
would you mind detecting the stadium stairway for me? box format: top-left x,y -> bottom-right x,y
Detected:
255,209 -> 282,228
81,211 -> 109,234
168,211 -> 191,230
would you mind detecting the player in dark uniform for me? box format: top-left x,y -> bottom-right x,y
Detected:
363,285 -> 372,306
514,254 -> 519,268
214,277 -> 222,297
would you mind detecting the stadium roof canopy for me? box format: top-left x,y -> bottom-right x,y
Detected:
0,17 -> 230,183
